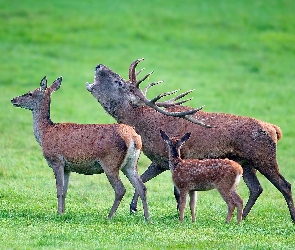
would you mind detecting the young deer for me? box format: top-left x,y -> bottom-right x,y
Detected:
160,130 -> 243,223
11,76 -> 149,220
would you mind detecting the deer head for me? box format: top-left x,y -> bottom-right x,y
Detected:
160,129 -> 191,159
11,76 -> 62,111
86,59 -> 211,127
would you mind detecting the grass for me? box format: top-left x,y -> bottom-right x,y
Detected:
1,0 -> 295,249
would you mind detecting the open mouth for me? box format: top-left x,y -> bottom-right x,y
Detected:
11,99 -> 20,107
85,82 -> 93,92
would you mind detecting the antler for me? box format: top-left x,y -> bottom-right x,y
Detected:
129,58 -> 154,87
143,81 -> 194,108
129,58 -> 212,128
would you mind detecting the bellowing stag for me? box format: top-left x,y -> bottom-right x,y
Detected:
86,58 -> 295,222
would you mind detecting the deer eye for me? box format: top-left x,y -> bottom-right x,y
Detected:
114,80 -> 123,87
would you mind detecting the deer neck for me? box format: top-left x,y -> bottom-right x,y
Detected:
32,97 -> 53,146
168,148 -> 182,172
168,155 -> 182,172
116,105 -> 152,127
115,102 -> 138,124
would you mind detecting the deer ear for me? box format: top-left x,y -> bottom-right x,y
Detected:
180,132 -> 191,144
50,76 -> 62,92
160,130 -> 170,142
40,76 -> 47,91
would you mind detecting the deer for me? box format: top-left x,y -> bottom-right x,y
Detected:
160,130 -> 243,223
86,58 -> 295,223
11,76 -> 149,221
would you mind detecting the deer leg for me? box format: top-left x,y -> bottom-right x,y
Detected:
225,200 -> 235,223
189,190 -> 197,222
217,188 -> 236,223
259,167 -> 295,223
174,186 -> 180,211
62,171 -> 71,213
242,164 -> 263,219
122,165 -> 150,221
231,190 -> 243,223
130,162 -> 166,213
52,165 -> 66,214
179,190 -> 188,222
105,173 -> 126,219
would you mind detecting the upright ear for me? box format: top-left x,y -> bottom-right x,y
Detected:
49,76 -> 62,92
40,76 -> 47,91
179,132 -> 191,145
160,129 -> 170,143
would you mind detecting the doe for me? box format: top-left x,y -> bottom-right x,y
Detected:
11,76 -> 149,220
160,130 -> 243,223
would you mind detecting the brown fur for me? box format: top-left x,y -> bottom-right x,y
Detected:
11,76 -> 149,220
86,60 -> 295,222
161,130 -> 243,223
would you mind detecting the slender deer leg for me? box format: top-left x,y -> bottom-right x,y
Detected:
62,171 -> 71,213
259,166 -> 295,222
189,190 -> 197,222
225,202 -> 235,223
242,164 -> 263,219
179,190 -> 188,222
105,173 -> 126,219
123,166 -> 149,221
174,186 -> 180,211
231,190 -> 243,223
130,162 -> 166,213
52,165 -> 65,214
224,197 -> 235,223
217,188 -> 235,223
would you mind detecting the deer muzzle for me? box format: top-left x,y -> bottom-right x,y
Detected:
86,82 -> 94,92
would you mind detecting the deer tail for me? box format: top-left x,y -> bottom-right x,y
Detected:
273,124 -> 283,141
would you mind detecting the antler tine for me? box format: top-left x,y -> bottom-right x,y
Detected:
136,71 -> 154,87
138,88 -> 212,127
173,89 -> 194,101
143,81 -> 194,107
129,58 -> 144,84
140,95 -> 201,116
173,98 -> 193,106
150,89 -> 180,104
143,81 -> 164,95
136,68 -> 145,76
156,89 -> 195,107
157,98 -> 193,108
129,58 -> 154,87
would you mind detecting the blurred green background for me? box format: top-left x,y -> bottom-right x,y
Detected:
0,0 -> 295,249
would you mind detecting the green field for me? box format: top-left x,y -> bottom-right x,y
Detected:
1,0 -> 295,249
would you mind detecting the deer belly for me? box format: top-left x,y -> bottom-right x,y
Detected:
190,182 -> 215,191
65,160 -> 104,175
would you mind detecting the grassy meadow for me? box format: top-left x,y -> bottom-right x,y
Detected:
1,0 -> 295,249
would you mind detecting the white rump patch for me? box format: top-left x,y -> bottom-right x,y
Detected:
233,174 -> 242,190
120,139 -> 140,170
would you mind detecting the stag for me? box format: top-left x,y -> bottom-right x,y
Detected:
86,58 -> 295,222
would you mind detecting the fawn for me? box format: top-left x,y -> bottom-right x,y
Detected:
160,130 -> 243,223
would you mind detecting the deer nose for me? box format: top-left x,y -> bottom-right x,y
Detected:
95,64 -> 102,71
